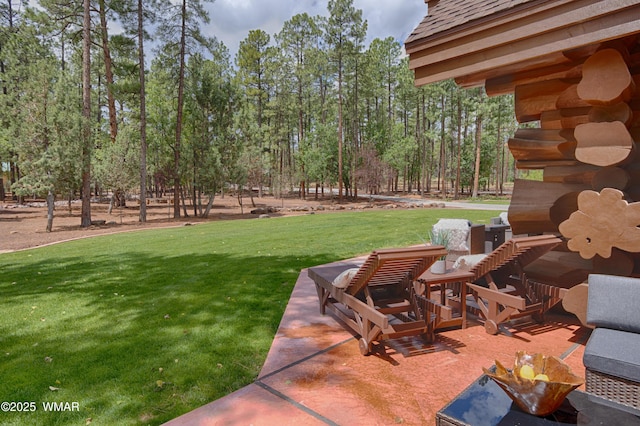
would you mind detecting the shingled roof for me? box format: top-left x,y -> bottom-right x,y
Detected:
405,0 -> 640,93
405,0 -> 536,46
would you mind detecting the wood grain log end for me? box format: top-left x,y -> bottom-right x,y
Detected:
577,49 -> 634,106
574,122 -> 634,166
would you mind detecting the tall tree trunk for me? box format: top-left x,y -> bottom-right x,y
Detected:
138,0 -> 147,222
495,102 -> 502,196
424,94 -> 433,194
455,95 -> 462,199
501,131 -> 507,195
10,163 -> 21,203
439,94 -> 446,198
81,0 -> 92,227
1,4 -> 11,201
173,0 -> 187,218
472,113 -> 483,198
46,190 -> 54,232
298,78 -> 305,199
202,193 -> 215,218
98,0 -> 117,143
350,57 -> 358,199
192,157 -> 197,217
180,185 -> 189,217
337,55 -> 344,202
1,0 -> 12,95
0,54 -> 6,96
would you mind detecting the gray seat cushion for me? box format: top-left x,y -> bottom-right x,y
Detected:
584,327 -> 640,383
308,262 -> 362,287
587,274 -> 640,333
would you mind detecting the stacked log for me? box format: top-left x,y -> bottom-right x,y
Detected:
509,180 -> 588,235
507,39 -> 640,282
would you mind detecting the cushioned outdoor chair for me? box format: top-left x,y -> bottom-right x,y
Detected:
308,246 -> 447,355
584,274 -> 640,410
463,235 -> 564,334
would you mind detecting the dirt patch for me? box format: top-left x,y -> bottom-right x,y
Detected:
1,194 -> 434,253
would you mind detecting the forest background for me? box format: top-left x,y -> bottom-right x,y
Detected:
0,0 -> 523,231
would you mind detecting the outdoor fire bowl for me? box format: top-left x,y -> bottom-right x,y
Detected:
483,351 -> 585,416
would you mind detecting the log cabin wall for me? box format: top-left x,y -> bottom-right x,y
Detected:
407,0 -> 640,284
508,36 -> 640,283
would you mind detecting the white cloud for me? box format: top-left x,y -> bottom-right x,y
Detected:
356,1 -> 426,44
202,0 -> 426,60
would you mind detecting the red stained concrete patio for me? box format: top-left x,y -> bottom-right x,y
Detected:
166,259 -> 589,425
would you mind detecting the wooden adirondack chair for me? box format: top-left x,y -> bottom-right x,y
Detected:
465,235 -> 565,334
308,246 -> 448,355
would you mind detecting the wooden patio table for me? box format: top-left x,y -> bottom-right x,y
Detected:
416,265 -> 474,331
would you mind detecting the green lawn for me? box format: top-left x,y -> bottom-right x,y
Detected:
0,208 -> 498,425
455,196 -> 511,205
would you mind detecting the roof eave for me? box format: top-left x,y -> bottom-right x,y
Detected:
406,0 -> 640,92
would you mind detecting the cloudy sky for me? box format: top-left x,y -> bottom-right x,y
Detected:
202,0 -> 427,59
